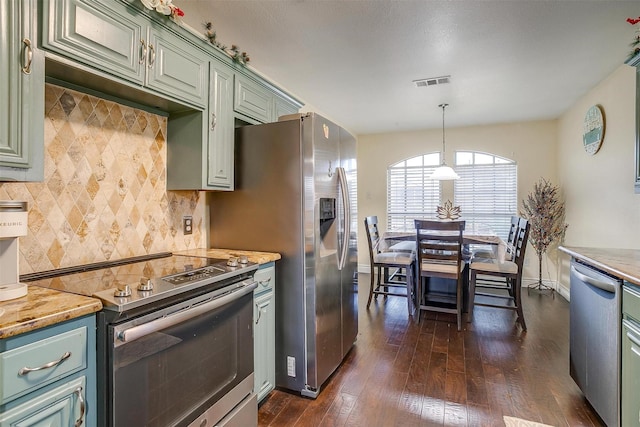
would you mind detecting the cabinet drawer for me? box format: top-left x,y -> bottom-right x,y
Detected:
624,284 -> 640,322
234,74 -> 272,123
0,376 -> 86,427
254,265 -> 275,295
0,327 -> 87,404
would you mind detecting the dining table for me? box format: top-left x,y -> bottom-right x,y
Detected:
380,222 -> 507,314
382,222 -> 506,255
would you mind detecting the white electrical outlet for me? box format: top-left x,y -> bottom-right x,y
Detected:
287,356 -> 295,377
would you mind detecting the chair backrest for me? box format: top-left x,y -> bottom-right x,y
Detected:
364,216 -> 382,263
414,220 -> 465,275
507,215 -> 519,246
503,215 -> 520,261
512,218 -> 530,272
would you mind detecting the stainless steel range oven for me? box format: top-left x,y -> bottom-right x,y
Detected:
25,253 -> 258,427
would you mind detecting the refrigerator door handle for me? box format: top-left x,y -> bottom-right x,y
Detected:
337,167 -> 350,271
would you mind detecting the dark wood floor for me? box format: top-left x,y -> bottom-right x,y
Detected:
258,274 -> 604,427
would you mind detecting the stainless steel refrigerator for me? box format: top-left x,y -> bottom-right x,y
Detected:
208,113 -> 358,398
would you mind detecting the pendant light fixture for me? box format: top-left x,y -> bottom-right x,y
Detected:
429,103 -> 460,180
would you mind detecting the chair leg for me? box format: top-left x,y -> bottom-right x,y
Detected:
406,263 -> 414,316
456,278 -> 462,331
367,265 -> 375,309
468,270 -> 477,323
416,276 -> 422,324
514,277 -> 527,331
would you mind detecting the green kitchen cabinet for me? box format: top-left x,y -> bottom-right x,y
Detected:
0,0 -> 44,181
235,74 -> 273,124
41,0 -> 207,109
207,63 -> 235,189
253,263 -> 276,403
0,315 -> 96,427
167,61 -> 235,190
274,94 -> 300,121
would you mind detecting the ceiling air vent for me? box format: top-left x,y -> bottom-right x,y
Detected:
413,75 -> 451,88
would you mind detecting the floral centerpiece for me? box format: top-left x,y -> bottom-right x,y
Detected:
140,0 -> 184,23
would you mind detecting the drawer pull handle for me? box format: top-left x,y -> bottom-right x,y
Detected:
148,44 -> 156,68
255,303 -> 262,324
210,112 -> 217,130
22,38 -> 33,74
139,39 -> 147,65
259,277 -> 271,287
18,351 -> 71,376
74,386 -> 85,427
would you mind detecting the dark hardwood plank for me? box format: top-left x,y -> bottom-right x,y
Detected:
259,274 -> 602,426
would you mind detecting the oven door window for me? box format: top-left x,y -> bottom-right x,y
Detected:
110,292 -> 253,427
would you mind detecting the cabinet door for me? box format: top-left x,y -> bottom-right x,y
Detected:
254,290 -> 275,402
41,0 -> 145,85
207,63 -> 234,189
0,0 -> 44,180
0,376 -> 86,427
145,26 -> 207,109
623,319 -> 640,427
273,95 -> 299,122
234,74 -> 272,123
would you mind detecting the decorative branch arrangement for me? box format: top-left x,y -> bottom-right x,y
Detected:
627,16 -> 640,59
204,22 -> 251,66
436,200 -> 461,220
521,178 -> 568,294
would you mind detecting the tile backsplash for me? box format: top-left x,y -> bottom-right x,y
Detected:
0,83 -> 206,274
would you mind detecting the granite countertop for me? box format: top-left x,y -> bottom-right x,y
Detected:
174,248 -> 281,264
0,286 -> 102,339
559,246 -> 640,286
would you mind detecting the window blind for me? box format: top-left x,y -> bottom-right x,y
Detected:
387,162 -> 440,231
454,162 -> 517,240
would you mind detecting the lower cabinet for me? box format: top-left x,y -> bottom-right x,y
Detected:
0,315 -> 96,427
0,377 -> 86,427
253,263 -> 276,403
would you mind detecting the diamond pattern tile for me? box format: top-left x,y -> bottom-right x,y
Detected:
0,84 -> 206,274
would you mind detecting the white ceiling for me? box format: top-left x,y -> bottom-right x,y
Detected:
174,0 -> 639,135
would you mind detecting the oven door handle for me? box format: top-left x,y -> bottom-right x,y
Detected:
117,281 -> 258,344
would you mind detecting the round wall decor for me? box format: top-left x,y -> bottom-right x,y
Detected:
582,105 -> 605,155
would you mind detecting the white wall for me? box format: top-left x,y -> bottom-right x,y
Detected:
357,120 -> 557,283
556,64 -> 638,293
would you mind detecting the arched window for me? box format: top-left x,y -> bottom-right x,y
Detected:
387,153 -> 441,230
454,151 -> 517,240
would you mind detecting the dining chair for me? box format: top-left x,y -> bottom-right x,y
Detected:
414,219 -> 466,330
364,216 -> 416,315
468,217 -> 531,330
470,215 -> 519,262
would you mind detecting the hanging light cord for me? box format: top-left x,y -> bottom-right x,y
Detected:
439,103 -> 448,165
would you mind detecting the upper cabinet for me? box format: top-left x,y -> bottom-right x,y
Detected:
0,0 -> 44,181
41,0 -> 207,109
2,0 -> 302,186
629,52 -> 640,193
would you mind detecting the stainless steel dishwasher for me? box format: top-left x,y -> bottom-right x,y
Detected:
570,259 -> 622,427
622,282 -> 640,427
